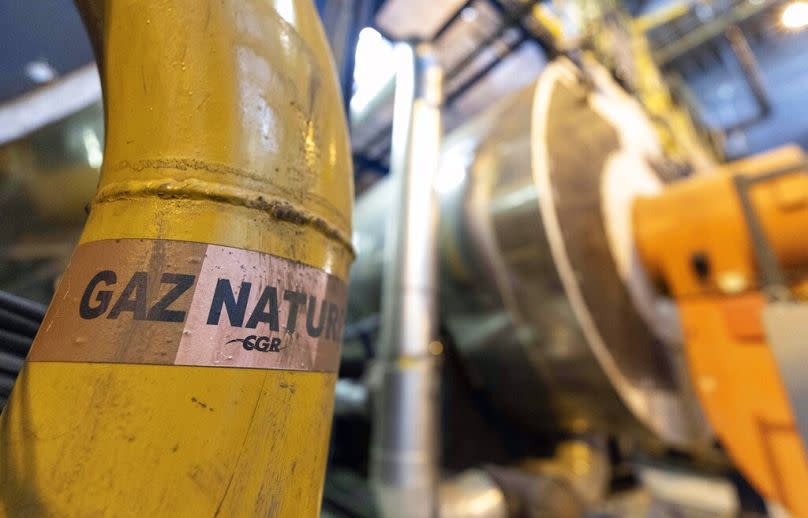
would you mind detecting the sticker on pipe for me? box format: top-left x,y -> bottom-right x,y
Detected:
29,239 -> 346,372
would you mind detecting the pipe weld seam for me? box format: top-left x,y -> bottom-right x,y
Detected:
93,178 -> 355,256
110,158 -> 350,230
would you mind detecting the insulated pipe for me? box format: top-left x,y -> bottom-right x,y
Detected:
370,41 -> 443,517
350,74 -> 396,135
0,2 -> 354,516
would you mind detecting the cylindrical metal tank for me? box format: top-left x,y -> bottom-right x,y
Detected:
348,57 -> 711,449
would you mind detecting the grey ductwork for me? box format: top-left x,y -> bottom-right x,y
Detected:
369,41 -> 443,517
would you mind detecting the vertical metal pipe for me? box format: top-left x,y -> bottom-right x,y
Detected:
725,25 -> 771,124
371,41 -> 443,517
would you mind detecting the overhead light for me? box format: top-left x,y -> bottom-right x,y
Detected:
25,60 -> 56,84
781,1 -> 808,30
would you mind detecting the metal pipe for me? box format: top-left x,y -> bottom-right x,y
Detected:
351,73 -> 397,136
0,65 -> 100,146
370,41 -> 443,517
0,1 -> 354,515
724,25 -> 771,131
653,0 -> 776,65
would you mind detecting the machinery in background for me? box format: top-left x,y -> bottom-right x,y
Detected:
332,55 -> 808,517
348,57 -> 707,449
635,146 -> 808,517
553,0 -> 722,173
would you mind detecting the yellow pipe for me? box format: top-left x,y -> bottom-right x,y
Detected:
0,1 -> 353,516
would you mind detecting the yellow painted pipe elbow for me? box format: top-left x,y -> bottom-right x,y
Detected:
0,1 -> 353,516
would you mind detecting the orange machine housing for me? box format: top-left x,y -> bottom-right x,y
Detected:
633,146 -> 808,517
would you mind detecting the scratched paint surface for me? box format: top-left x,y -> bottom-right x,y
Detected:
0,364 -> 336,516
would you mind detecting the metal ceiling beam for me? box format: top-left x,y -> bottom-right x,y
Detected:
445,0 -> 537,77
362,31 -> 532,163
432,0 -> 476,40
445,32 -> 529,105
634,1 -> 690,33
486,0 -> 555,54
354,0 -> 543,162
654,0 -> 779,65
